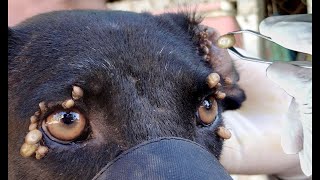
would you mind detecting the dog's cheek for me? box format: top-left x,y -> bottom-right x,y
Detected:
8,113 -> 38,178
9,139 -> 114,179
195,125 -> 224,159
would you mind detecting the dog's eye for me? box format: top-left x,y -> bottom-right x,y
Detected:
42,109 -> 86,143
198,96 -> 218,125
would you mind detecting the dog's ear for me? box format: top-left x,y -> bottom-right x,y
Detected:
190,23 -> 246,111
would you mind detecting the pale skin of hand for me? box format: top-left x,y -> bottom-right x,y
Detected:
221,15 -> 312,178
220,48 -> 309,179
266,62 -> 312,177
259,14 -> 312,176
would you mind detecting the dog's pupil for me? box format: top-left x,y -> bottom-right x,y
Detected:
62,113 -> 76,125
203,99 -> 212,110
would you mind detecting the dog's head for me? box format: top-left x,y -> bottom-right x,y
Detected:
8,10 -> 245,179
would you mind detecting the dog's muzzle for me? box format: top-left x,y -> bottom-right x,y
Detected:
92,137 -> 232,180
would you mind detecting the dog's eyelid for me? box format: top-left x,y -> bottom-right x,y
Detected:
40,103 -> 87,121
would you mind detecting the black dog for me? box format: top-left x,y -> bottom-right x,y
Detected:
8,10 -> 245,179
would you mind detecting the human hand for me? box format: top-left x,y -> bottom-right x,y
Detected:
259,14 -> 312,55
266,62 -> 312,177
221,48 -> 309,179
259,14 -> 312,176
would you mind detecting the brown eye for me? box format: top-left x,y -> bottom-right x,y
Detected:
42,109 -> 86,143
198,96 -> 218,125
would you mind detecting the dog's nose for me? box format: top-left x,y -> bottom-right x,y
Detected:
93,137 -> 232,180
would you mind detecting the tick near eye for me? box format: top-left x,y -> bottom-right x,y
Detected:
62,99 -> 75,109
216,126 -> 232,139
35,146 -> 49,160
20,143 -> 39,157
72,86 -> 84,100
198,96 -> 218,125
207,73 -> 220,89
25,129 -> 42,145
42,109 -> 86,143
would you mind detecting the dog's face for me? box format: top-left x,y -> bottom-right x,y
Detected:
8,10 -> 245,179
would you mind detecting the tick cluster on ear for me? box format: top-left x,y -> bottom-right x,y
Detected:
196,25 -> 214,62
196,26 -> 233,140
196,26 -> 234,85
20,86 -> 84,159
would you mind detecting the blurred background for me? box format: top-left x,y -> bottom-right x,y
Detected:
8,0 -> 312,179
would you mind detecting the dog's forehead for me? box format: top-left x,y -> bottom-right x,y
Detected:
10,10 -> 214,117
15,10 -> 203,69
17,10 -> 188,43
16,11 -> 208,80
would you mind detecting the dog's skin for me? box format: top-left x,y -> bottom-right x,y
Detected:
8,10 -> 245,179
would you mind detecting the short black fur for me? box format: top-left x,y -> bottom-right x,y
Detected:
8,10 -> 245,179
